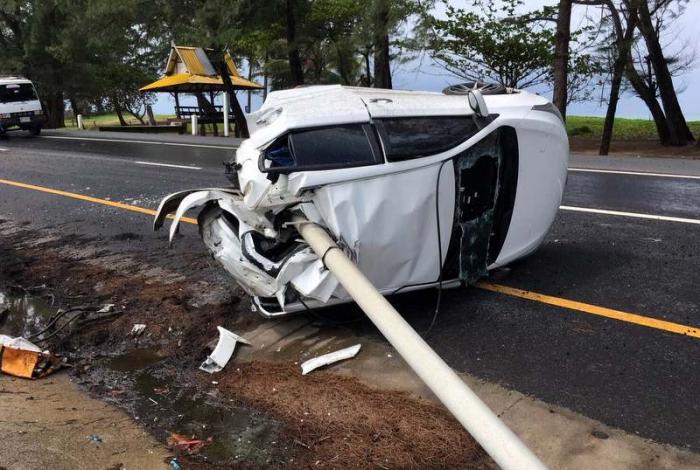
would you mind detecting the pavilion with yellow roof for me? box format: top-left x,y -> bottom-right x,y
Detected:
140,45 -> 262,135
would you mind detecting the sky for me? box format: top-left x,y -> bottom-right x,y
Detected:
153,0 -> 700,120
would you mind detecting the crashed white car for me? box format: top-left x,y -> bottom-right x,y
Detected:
155,84 -> 568,317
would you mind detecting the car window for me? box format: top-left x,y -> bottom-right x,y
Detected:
0,83 -> 38,103
376,116 -> 480,161
262,124 -> 381,172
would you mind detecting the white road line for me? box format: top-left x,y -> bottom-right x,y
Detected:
568,167 -> 700,180
0,148 -> 8,152
42,135 -> 236,150
134,161 -> 202,170
559,205 -> 700,225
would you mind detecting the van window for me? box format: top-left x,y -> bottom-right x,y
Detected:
0,83 -> 38,103
262,124 -> 381,172
376,116 -> 479,161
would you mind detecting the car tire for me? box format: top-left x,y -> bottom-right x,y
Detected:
29,126 -> 41,136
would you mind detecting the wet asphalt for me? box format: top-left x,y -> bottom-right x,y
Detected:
0,131 -> 698,451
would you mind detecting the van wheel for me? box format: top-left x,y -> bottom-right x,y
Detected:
30,126 -> 41,136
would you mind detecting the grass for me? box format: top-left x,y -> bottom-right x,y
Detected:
567,115 -> 700,140
64,112 -> 176,129
63,112 -> 231,135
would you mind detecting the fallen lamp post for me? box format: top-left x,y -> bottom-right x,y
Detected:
293,216 -> 546,470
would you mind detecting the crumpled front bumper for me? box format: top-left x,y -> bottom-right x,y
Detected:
154,188 -> 340,316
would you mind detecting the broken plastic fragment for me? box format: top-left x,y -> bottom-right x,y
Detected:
167,432 -> 213,455
199,326 -> 251,374
131,324 -> 146,336
0,336 -> 63,379
0,335 -> 42,352
301,344 -> 361,375
97,303 -> 115,314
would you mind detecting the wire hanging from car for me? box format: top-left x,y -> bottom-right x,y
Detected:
423,158 -> 449,336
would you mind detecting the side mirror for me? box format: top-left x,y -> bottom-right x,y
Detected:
467,89 -> 489,117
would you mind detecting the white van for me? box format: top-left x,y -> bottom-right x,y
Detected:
0,76 -> 45,136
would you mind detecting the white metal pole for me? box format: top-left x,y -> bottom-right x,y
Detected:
294,217 -> 546,470
223,92 -> 230,137
77,114 -> 83,130
191,114 -> 198,136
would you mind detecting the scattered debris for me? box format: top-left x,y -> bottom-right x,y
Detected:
301,344 -> 361,375
199,326 -> 251,374
0,335 -> 63,379
0,335 -> 43,353
169,458 -> 181,470
131,324 -> 146,336
97,303 -> 115,313
167,432 -> 213,455
87,435 -> 104,445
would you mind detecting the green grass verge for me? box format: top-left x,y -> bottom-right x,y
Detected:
567,116 -> 700,140
64,112 -> 176,129
63,112 -> 231,135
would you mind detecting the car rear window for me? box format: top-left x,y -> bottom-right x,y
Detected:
262,124 -> 381,172
0,83 -> 38,103
376,116 -> 480,161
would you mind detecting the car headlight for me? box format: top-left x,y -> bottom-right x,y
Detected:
34,110 -> 43,116
0,113 -> 10,118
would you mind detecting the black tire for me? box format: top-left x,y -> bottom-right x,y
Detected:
29,126 -> 41,136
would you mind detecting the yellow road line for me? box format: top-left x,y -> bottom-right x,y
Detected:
2,177 -> 698,340
0,178 -> 198,225
476,282 -> 700,339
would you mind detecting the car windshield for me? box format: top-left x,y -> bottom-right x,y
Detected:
0,83 -> 38,103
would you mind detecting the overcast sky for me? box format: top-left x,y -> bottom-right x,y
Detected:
153,0 -> 700,119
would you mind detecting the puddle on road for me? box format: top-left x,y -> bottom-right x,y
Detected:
0,289 -> 55,338
107,348 -> 163,371
102,351 -> 285,466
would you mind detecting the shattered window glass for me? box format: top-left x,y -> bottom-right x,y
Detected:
377,116 -> 479,161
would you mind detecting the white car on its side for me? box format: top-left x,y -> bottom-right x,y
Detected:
155,84 -> 569,317
0,76 -> 45,136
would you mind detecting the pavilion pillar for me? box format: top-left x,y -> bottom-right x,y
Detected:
174,92 -> 181,119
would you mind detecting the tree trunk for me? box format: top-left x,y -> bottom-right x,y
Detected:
600,14 -> 637,155
625,64 -> 671,145
69,97 -> 80,127
146,105 -> 156,125
553,0 -> 572,121
286,0 -> 304,86
112,96 -> 127,126
634,0 -> 693,145
364,51 -> 372,86
372,0 -> 392,89
43,91 -> 65,129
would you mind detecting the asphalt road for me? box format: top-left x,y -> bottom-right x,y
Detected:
0,131 -> 698,451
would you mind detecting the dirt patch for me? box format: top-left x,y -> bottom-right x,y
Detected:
570,138 -> 700,158
0,218 -> 493,468
215,361 -> 494,469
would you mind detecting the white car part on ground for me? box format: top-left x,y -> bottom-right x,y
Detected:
300,344 -> 361,375
130,324 -> 146,336
294,216 -> 545,470
0,335 -> 42,352
199,326 -> 251,374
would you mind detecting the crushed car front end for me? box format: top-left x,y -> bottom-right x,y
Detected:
155,85 -> 568,317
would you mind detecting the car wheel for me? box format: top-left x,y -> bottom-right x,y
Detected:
29,126 -> 41,136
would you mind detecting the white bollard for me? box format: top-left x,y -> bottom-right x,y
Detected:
223,92 -> 230,137
191,114 -> 198,136
77,114 -> 83,130
294,217 -> 547,470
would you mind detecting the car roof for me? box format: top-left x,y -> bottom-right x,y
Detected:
0,76 -> 33,85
